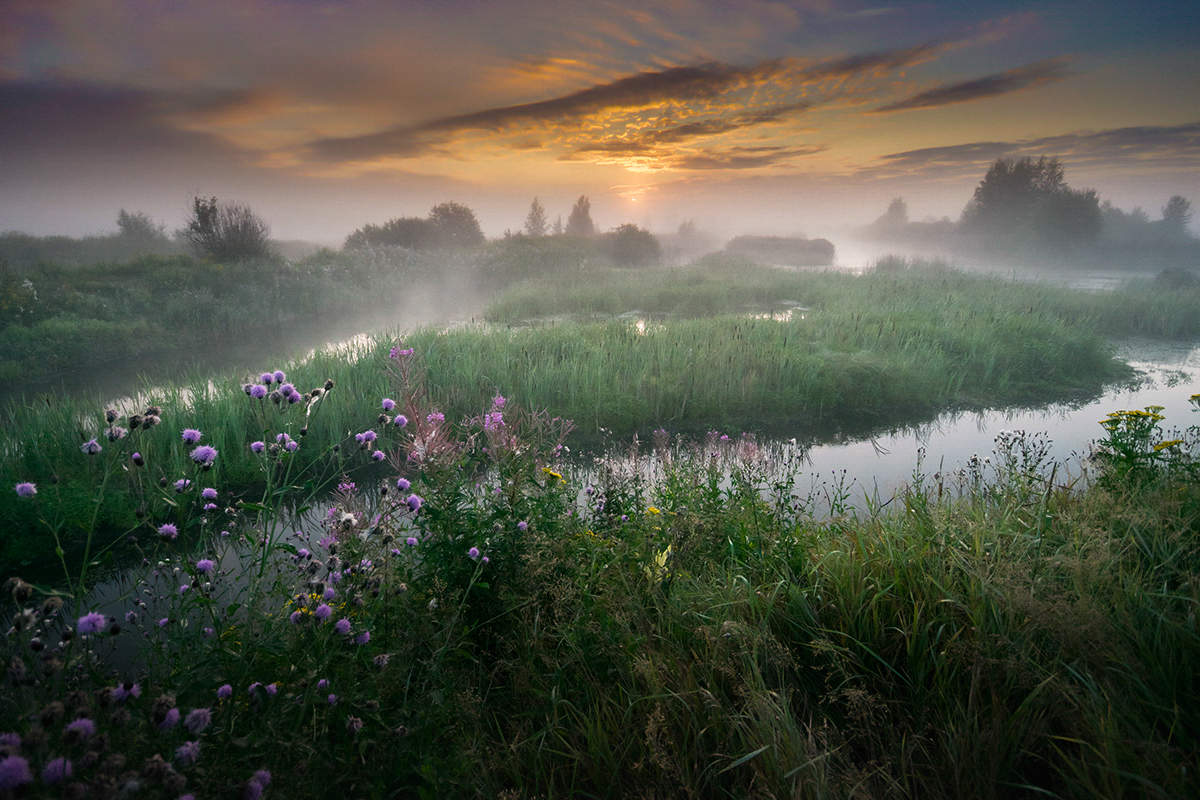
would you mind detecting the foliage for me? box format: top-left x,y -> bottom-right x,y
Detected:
180,196 -> 272,261
426,202 -> 485,248
960,157 -> 1101,251
566,195 -> 595,237
600,223 -> 661,266
1162,195 -> 1194,237
345,202 -> 485,251
522,197 -> 547,237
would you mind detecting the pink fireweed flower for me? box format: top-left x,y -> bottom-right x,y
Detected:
158,523 -> 178,541
426,411 -> 444,425
483,411 -> 504,432
181,429 -> 202,445
492,394 -> 506,408
250,441 -> 265,453
14,482 -> 36,498
382,398 -> 396,411
190,445 -> 218,466
80,439 -> 102,455
77,612 -> 106,634
334,618 -> 351,635
41,757 -> 72,784
196,559 -> 215,574
371,450 -> 385,461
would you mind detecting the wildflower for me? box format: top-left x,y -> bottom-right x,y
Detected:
201,487 -> 218,501
517,520 -> 528,532
14,482 -> 36,498
406,537 -> 418,547
394,414 -> 408,428
250,384 -> 267,399
250,441 -> 265,453
260,372 -> 275,385
285,441 -> 299,452
76,612 -> 106,635
322,587 -> 335,600
181,429 -> 203,445
289,610 -> 303,625
158,708 -> 180,731
217,684 -> 233,700
157,617 -> 169,627
105,426 -> 128,441
183,708 -> 211,734
346,716 -> 363,734
317,678 -> 329,690
406,494 -> 423,512
65,718 -> 95,740
80,439 -> 102,455
382,398 -> 396,411
426,411 -> 444,425
0,755 -> 32,789
1154,439 -> 1183,451
273,370 -> 286,383
314,604 -> 332,621
174,478 -> 192,493
203,627 -> 215,638
131,452 -> 144,466
265,683 -> 278,696
253,769 -> 272,787
647,506 -> 661,515
41,757 -> 72,784
389,346 -> 414,359
396,477 -> 411,491
362,429 -> 377,442
279,382 -> 296,397
335,618 -> 351,635
371,450 -> 385,461
374,654 -> 391,668
492,394 -> 506,408
124,610 -> 137,623
203,502 -> 218,511
484,411 -> 504,432
158,523 -> 178,540
178,584 -> 189,595
468,546 -> 480,560
327,694 -> 337,705
190,445 -> 218,466
355,631 -> 371,645
175,741 -> 200,766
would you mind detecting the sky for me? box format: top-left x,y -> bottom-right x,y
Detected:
1,0 -> 1197,244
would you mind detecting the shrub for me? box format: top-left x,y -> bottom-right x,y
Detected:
181,196 -> 272,261
601,224 -> 661,266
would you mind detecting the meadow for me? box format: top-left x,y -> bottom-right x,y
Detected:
1,341 -> 1198,798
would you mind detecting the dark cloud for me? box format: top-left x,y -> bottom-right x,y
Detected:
871,58 -> 1071,113
799,42 -> 946,81
671,145 -> 827,170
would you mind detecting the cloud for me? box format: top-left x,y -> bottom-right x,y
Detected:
671,145 -> 827,170
871,58 -> 1071,113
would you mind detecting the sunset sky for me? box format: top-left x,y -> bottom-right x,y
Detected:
2,0 -> 1197,244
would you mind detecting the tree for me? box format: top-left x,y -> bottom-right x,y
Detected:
551,215 -> 563,236
1162,195 -> 1193,237
181,196 -> 271,261
427,202 -> 485,248
523,197 -> 547,237
960,157 -> 1100,250
602,224 -> 660,266
566,195 -> 595,237
116,209 -> 168,244
344,217 -> 434,250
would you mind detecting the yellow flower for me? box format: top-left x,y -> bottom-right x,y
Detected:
647,506 -> 661,515
1153,440 -> 1183,452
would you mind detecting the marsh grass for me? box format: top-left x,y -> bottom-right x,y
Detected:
1,364 -> 1197,798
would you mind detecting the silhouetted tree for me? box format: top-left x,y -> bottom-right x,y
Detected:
523,197 -> 547,237
961,157 -> 1100,250
551,215 -> 564,236
181,196 -> 271,261
1162,195 -> 1193,237
602,224 -> 660,266
427,202 -> 485,248
344,217 -> 434,250
566,195 -> 595,237
116,210 -> 168,244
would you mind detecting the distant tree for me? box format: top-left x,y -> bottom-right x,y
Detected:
602,224 -> 660,266
427,202 -> 485,248
961,157 -> 1100,250
551,215 -> 564,236
566,195 -> 595,237
344,217 -> 434,250
116,209 -> 168,244
1162,195 -> 1193,237
181,196 -> 271,261
523,197 -> 547,237
881,197 -> 909,228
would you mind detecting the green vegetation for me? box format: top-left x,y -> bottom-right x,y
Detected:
2,354 -> 1198,797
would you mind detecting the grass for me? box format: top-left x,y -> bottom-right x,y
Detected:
1,358 -> 1197,798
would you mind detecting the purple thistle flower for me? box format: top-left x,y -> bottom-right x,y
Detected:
0,755 -> 32,789
289,610 -> 303,625
355,630 -> 371,645
245,779 -> 264,800
181,429 -> 203,445
217,684 -> 233,700
317,678 -> 329,690
334,618 -> 351,635
196,558 -> 215,574
80,439 -> 102,455
394,414 -> 408,428
190,445 -> 218,466
158,523 -> 178,540
468,546 -> 480,560
174,478 -> 192,493
65,718 -> 95,740
203,502 -> 218,511
260,372 -> 275,385
371,450 -> 385,462
41,756 -> 72,784
482,556 -> 489,564
250,384 -> 268,399
517,520 -> 528,532
76,612 -> 106,634
131,451 -> 144,466
279,382 -> 295,397
322,587 -> 335,600
124,610 -> 137,623
314,604 -> 332,622
406,536 -> 418,547
266,683 -> 278,696
13,482 -> 36,498
406,494 -> 422,512
327,694 -> 337,705
362,429 -> 377,442
395,477 -> 410,491
178,584 -> 189,595
184,708 -> 211,734
201,487 -> 218,500
175,740 -> 201,766
381,398 -> 396,411
354,432 -> 364,444
253,769 -> 272,787
247,682 -> 262,695
158,617 -> 169,627
158,707 -> 180,731
203,627 -> 215,638
285,440 -> 298,452
250,440 -> 265,453
273,370 -> 286,383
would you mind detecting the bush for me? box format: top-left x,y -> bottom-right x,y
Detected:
181,196 -> 272,261
601,224 -> 661,266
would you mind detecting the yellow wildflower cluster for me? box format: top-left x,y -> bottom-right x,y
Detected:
646,506 -> 662,515
1101,407 -> 1166,429
541,467 -> 567,486
1153,440 -> 1184,452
